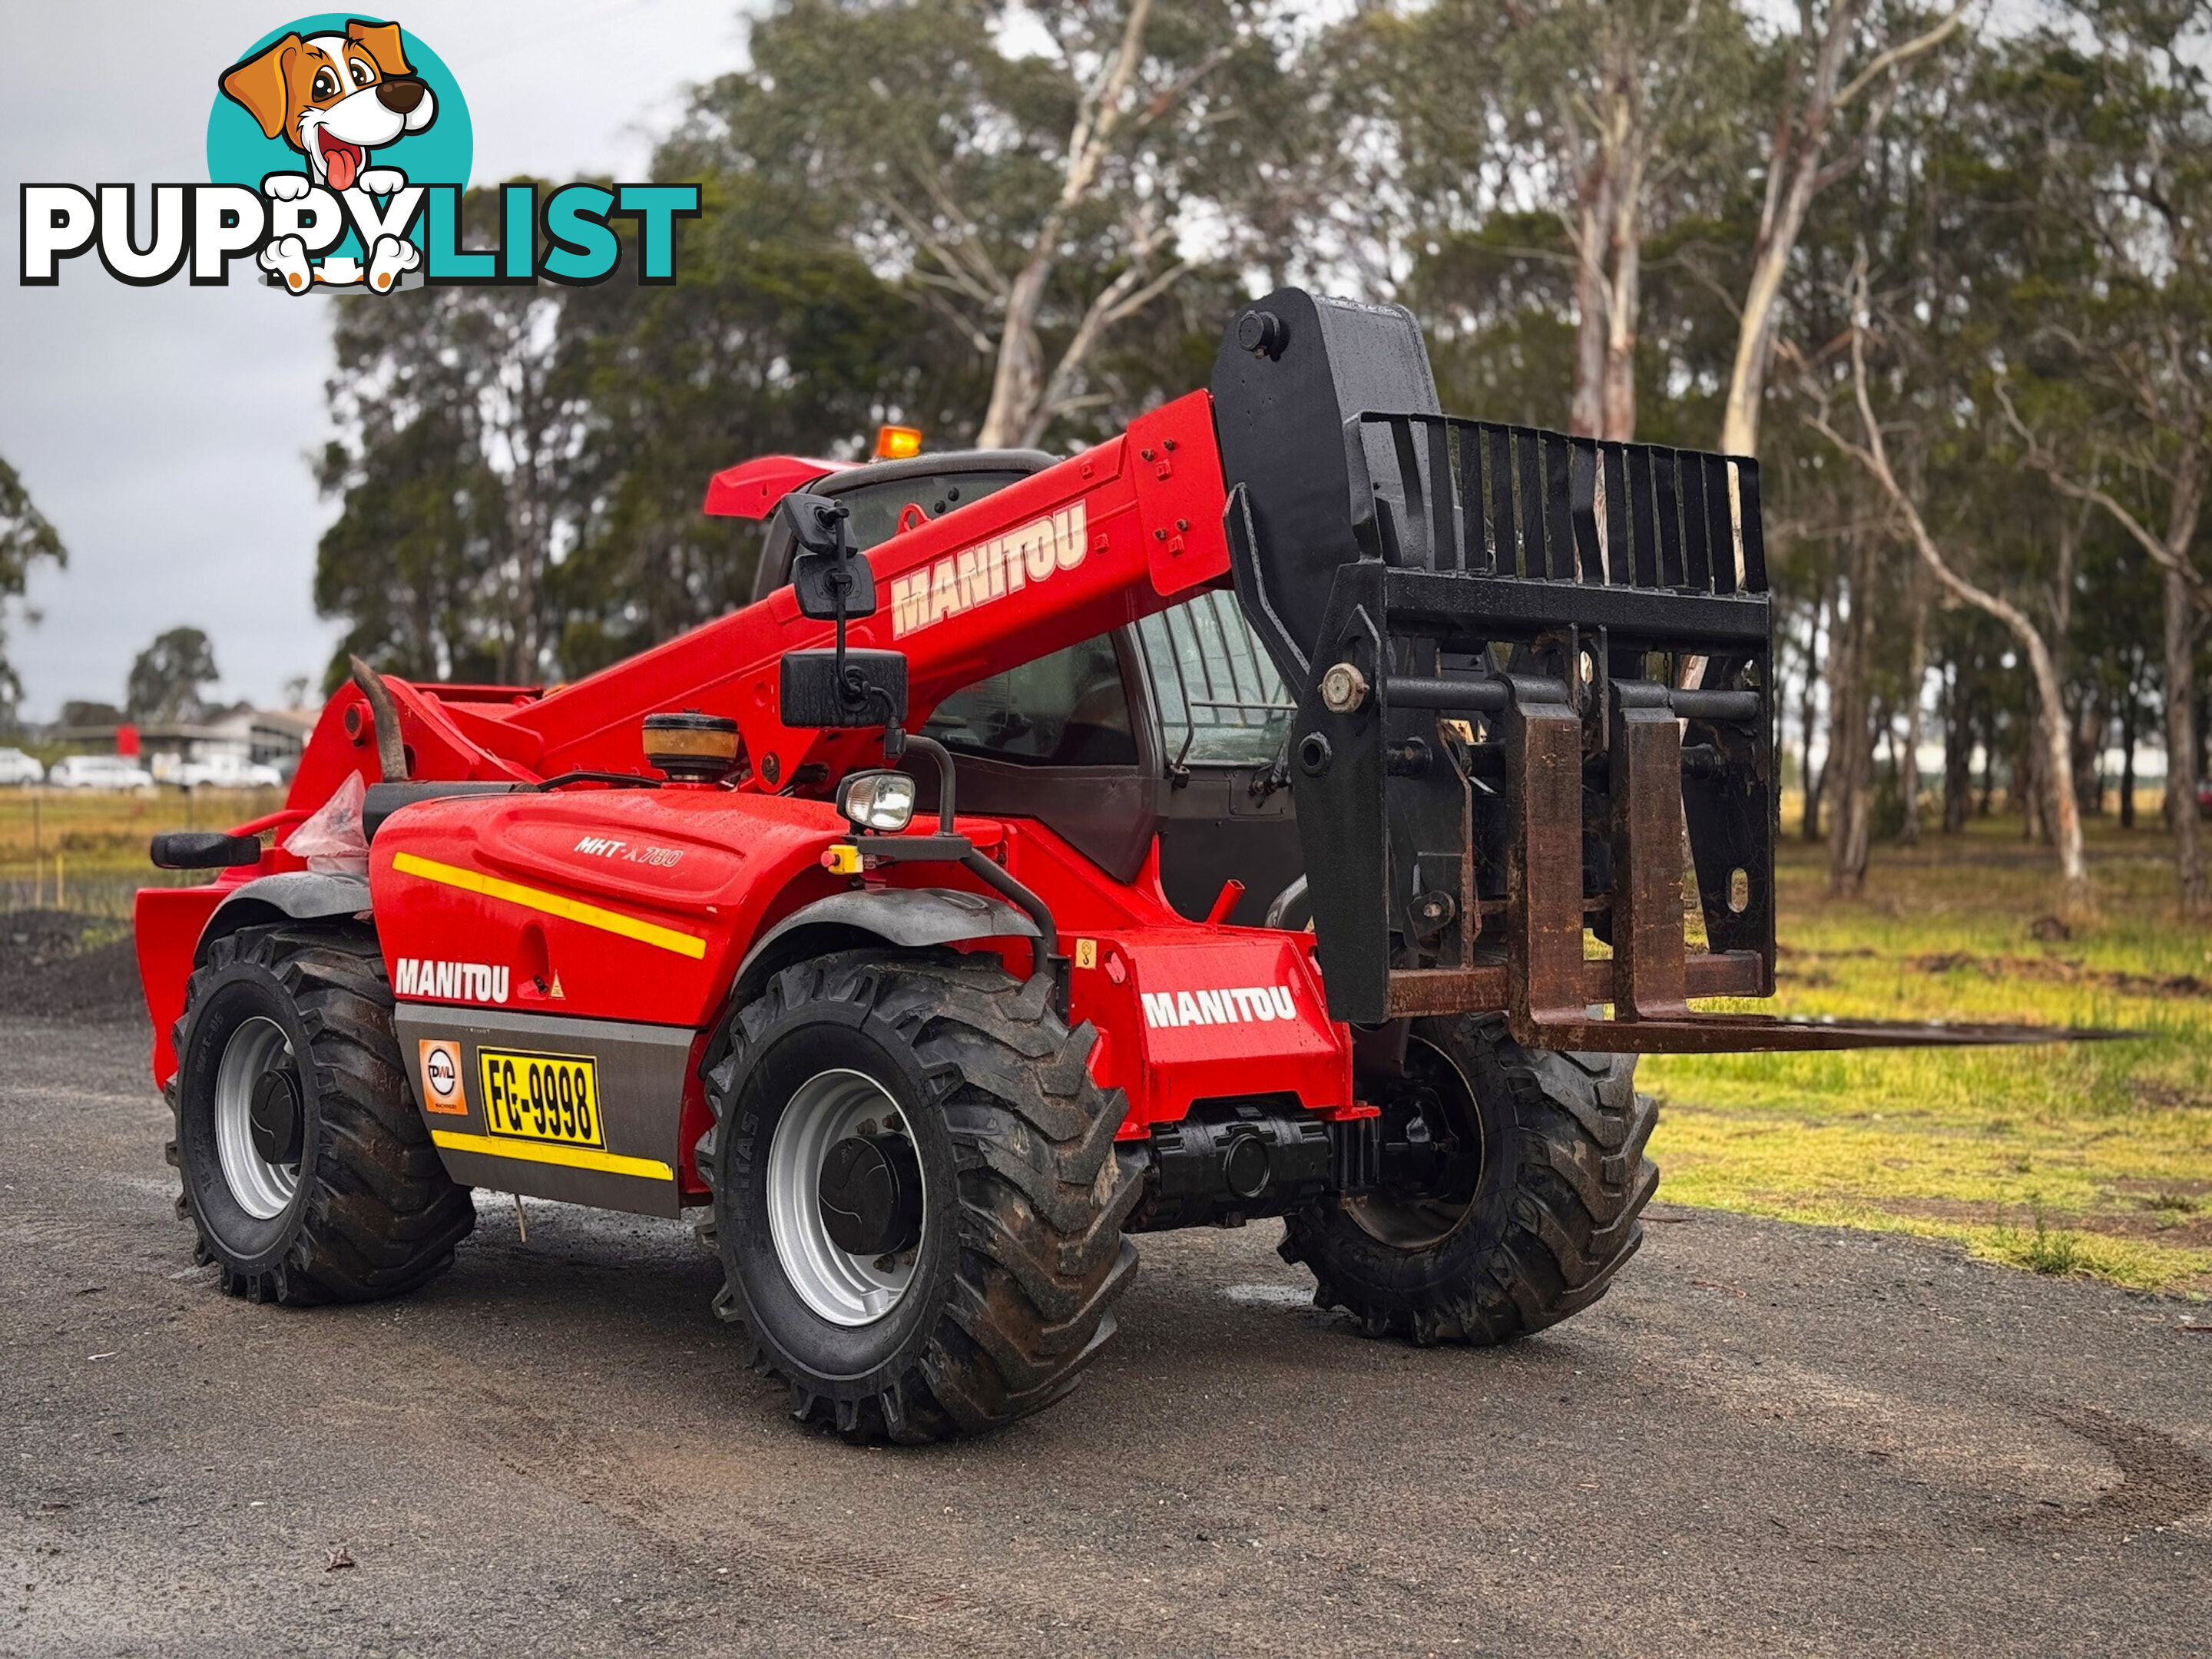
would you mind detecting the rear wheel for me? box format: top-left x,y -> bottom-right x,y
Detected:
699,952 -> 1140,1442
1280,1016 -> 1655,1343
167,924 -> 475,1304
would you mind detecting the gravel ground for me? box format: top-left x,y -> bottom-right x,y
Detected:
4,1008 -> 2209,1657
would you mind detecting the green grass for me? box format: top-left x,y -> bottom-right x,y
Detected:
1647,814 -> 2212,1296
0,786 -> 283,916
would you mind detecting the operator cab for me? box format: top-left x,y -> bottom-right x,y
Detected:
742,446 -> 1303,926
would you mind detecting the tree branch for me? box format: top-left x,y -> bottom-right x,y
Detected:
1994,382 -> 2212,607
1835,1 -> 1970,111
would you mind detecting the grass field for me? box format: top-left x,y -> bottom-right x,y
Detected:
0,786 -> 283,916
2,785 -> 2206,1295
1648,814 -> 2212,1296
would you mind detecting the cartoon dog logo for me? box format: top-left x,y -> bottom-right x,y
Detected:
219,19 -> 436,293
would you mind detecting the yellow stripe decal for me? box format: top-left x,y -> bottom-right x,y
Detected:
391,851 -> 707,959
430,1129 -> 674,1182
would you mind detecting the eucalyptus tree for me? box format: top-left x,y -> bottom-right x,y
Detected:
1988,3 -> 2212,912
0,455 -> 65,723
1376,0 -> 1754,439
680,0 -> 1273,451
1720,0 -> 1969,459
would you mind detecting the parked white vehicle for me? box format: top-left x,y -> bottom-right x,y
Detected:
174,755 -> 283,790
0,747 -> 44,785
48,753 -> 155,790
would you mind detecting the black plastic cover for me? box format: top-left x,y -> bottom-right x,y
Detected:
363,780 -> 523,841
780,648 -> 909,730
149,830 -> 263,870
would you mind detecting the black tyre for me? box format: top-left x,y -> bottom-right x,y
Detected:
699,952 -> 1140,1442
167,924 -> 475,1304
1280,1016 -> 1655,1343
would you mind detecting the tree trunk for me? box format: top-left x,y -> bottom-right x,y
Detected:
1814,288 -> 2088,914
1800,594 -> 1827,841
2075,703 -> 2104,819
1567,84 -> 1643,443
2163,561 -> 2208,914
1719,2 -> 1964,458
1826,555 -> 1875,897
1899,591 -> 1928,844
1721,149 -> 1821,459
973,0 -> 1159,450
2016,723 -> 2042,842
1942,667 -> 1972,834
977,255 -> 1051,449
2034,674 -> 2089,915
1570,186 -> 1611,439
1601,223 -> 1640,441
2120,687 -> 2138,830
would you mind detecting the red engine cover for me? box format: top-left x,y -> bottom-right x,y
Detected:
369,788 -> 848,1030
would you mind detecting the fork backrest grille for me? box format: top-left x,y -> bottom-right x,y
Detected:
1349,414 -> 1768,597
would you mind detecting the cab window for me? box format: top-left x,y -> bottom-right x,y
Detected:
922,634 -> 1137,767
1137,591 -> 1293,766
834,469 -> 1031,552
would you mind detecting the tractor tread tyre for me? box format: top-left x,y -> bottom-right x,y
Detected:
1281,1017 -> 1655,1345
699,951 -> 1139,1444
167,924 -> 474,1306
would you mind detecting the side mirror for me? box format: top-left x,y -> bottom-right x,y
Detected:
774,489 -> 906,731
780,491 -> 875,621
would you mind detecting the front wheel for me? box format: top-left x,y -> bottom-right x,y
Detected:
167,924 -> 475,1304
1280,1016 -> 1656,1344
699,952 -> 1141,1442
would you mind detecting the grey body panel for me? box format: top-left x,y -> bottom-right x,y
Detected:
737,888 -> 1038,992
392,1005 -> 694,1218
198,873 -> 371,960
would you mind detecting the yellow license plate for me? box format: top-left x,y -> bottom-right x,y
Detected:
478,1049 -> 604,1149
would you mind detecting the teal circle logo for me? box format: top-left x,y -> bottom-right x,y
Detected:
206,15 -> 471,291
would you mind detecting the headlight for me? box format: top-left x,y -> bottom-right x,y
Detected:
838,770 -> 916,833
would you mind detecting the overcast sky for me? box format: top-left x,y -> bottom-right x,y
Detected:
0,1 -> 753,721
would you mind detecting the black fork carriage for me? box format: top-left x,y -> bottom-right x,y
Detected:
1209,286 -> 2069,1054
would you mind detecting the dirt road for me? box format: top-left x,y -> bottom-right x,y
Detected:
5,1010 -> 2208,1657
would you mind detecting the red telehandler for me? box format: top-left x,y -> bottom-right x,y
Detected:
137,290 -> 2057,1441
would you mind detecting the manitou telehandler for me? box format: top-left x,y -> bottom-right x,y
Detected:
137,290 -> 2055,1441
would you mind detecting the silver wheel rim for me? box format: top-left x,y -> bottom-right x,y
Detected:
214,1015 -> 301,1220
765,1068 -> 922,1326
